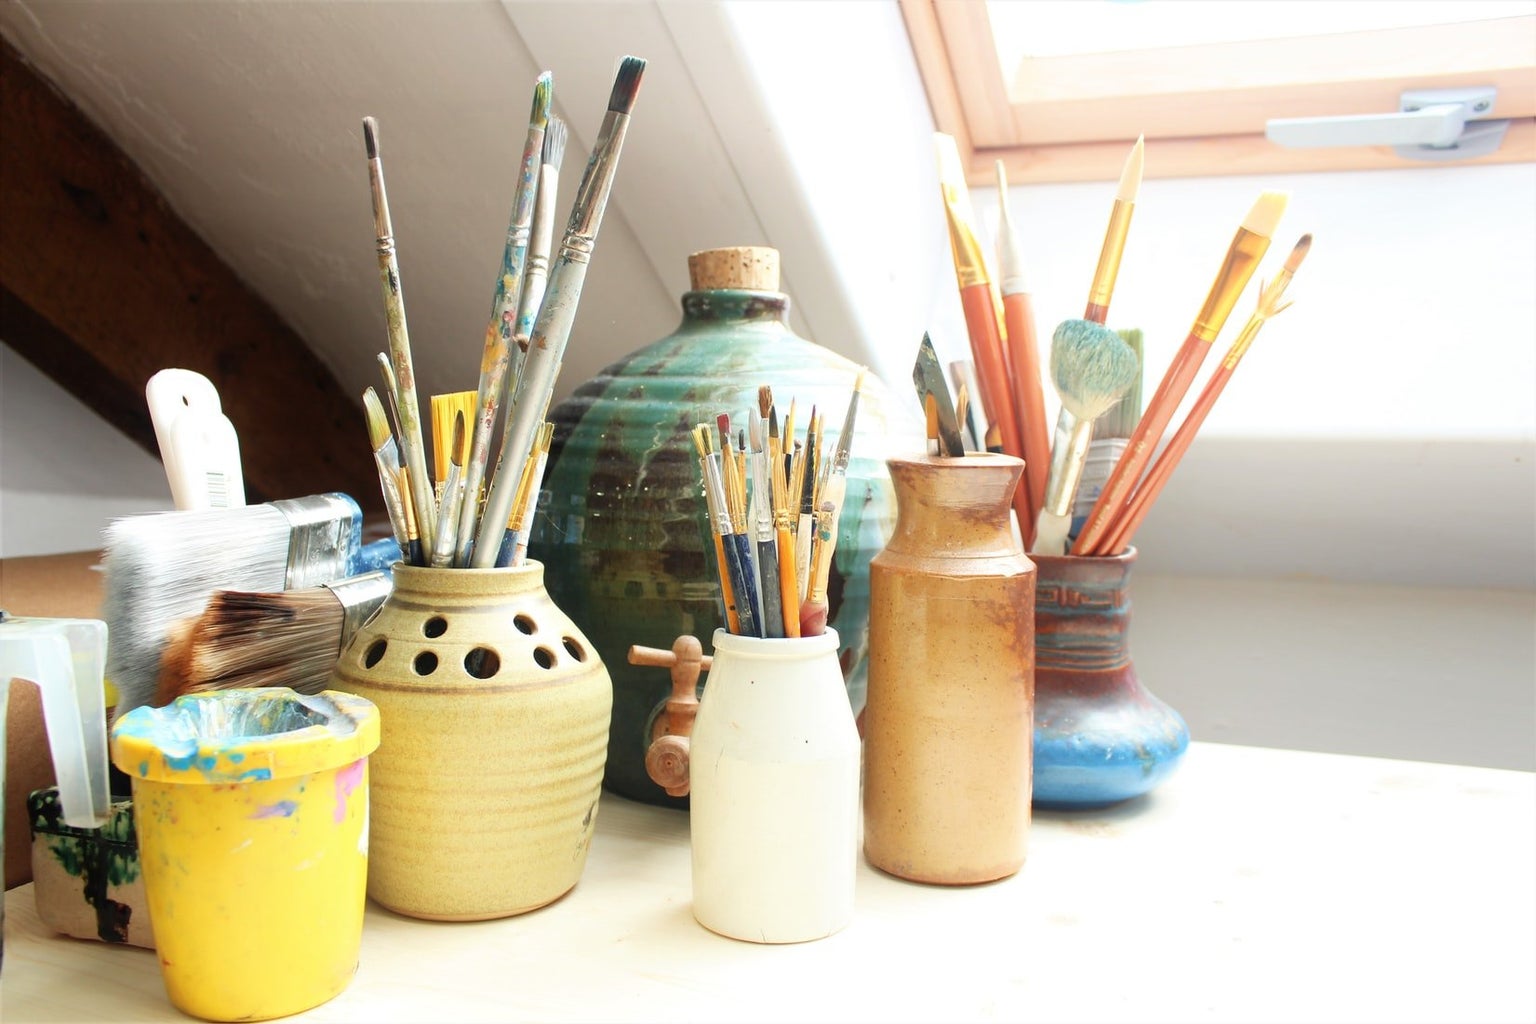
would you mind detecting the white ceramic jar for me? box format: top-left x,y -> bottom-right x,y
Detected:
688,627 -> 860,943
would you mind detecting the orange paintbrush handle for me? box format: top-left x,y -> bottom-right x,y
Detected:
1002,290 -> 1049,548
777,524 -> 801,638
1100,363 -> 1234,555
1071,333 -> 1213,556
959,284 -> 1023,458
711,532 -> 741,634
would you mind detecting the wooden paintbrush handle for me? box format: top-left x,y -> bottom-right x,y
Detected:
1002,291 -> 1049,548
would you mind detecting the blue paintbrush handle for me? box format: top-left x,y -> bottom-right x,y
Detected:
756,538 -> 784,638
352,537 -> 403,575
721,534 -> 758,638
730,533 -> 762,638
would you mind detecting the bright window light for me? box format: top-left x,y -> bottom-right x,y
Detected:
989,1 -> 1536,66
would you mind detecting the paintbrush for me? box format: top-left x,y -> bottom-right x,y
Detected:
949,360 -> 984,451
430,411 -> 466,568
102,494 -> 400,716
1031,321 -> 1141,556
474,56 -> 647,566
431,392 -> 477,497
364,387 -> 416,566
1072,328 -> 1142,540
1084,135 -> 1145,325
701,429 -> 756,637
693,424 -> 741,633
513,116 -> 568,353
362,116 -> 437,558
154,571 -> 393,705
455,75 -> 553,568
725,421 -> 764,636
799,500 -> 838,638
994,161 -> 1050,545
805,370 -> 865,628
145,368 -> 245,511
1072,189 -> 1290,556
935,135 -> 1025,478
507,421 -> 555,567
913,334 -> 965,456
1101,235 -> 1312,554
770,408 -> 800,638
794,407 -> 817,601
750,405 -> 784,638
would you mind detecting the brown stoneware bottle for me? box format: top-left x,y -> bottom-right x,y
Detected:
862,452 -> 1035,884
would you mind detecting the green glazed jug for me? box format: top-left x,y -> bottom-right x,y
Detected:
529,247 -> 921,808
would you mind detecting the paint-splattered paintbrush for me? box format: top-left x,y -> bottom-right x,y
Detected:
364,387 -> 414,566
455,74 -> 553,568
430,411 -> 466,568
362,116 -> 437,559
513,116 -> 568,353
474,56 -> 647,567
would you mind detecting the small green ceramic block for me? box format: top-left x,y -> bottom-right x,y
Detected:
28,787 -> 154,949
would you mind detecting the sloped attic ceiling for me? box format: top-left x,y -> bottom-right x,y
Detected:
0,1 -> 950,432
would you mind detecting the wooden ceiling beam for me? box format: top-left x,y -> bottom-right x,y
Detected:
0,39 -> 380,513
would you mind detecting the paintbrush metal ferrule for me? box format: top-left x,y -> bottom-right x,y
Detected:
1191,191 -> 1289,342
1085,135 -> 1144,321
323,571 -> 395,649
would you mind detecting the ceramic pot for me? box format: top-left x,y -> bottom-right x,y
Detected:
690,628 -> 859,943
863,453 -> 1035,885
328,561 -> 611,920
528,247 -> 919,808
1031,549 -> 1189,809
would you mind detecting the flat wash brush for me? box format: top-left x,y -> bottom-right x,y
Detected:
102,493 -> 400,716
154,571 -> 393,705
1031,320 -> 1140,556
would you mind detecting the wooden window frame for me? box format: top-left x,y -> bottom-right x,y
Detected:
900,0 -> 1536,184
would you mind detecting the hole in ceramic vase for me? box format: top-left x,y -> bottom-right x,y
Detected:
465,648 -> 500,679
514,614 -> 536,635
363,639 -> 387,669
413,651 -> 438,676
624,580 -> 643,599
423,616 -> 448,638
533,646 -> 556,670
562,637 -> 587,662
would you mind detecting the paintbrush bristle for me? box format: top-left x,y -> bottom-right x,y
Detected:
758,385 -> 773,420
1285,233 -> 1313,273
1049,319 -> 1142,422
362,116 -> 379,159
363,388 -> 392,450
173,587 -> 347,698
1241,190 -> 1290,237
1101,329 -> 1144,440
543,116 -> 567,169
450,411 -> 465,467
934,132 -> 964,188
103,506 -> 299,714
607,56 -> 647,115
530,71 -> 553,128
691,424 -> 710,459
1116,135 -> 1145,203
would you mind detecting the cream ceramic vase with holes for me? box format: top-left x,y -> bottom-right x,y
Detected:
328,562 -> 611,920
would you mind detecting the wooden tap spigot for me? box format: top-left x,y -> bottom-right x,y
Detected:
629,635 -> 711,797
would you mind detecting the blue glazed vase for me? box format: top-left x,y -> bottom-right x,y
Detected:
1031,549 -> 1188,809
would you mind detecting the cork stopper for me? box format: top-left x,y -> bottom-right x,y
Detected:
688,246 -> 780,291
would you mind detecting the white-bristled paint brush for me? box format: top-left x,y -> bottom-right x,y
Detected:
1031,320 -> 1141,556
102,494 -> 400,716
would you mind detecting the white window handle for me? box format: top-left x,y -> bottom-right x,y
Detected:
1266,87 -> 1508,159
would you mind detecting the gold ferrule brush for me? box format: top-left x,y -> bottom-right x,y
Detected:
1085,136 -> 1144,323
1224,233 -> 1312,368
1190,190 -> 1289,343
936,133 -> 990,290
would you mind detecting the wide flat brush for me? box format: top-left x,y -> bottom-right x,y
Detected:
102,494 -> 400,716
1031,321 -> 1141,556
1101,234 -> 1312,555
154,572 -> 393,704
1073,189 -> 1289,556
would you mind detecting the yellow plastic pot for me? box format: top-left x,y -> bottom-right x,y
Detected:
110,689 -> 380,1022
